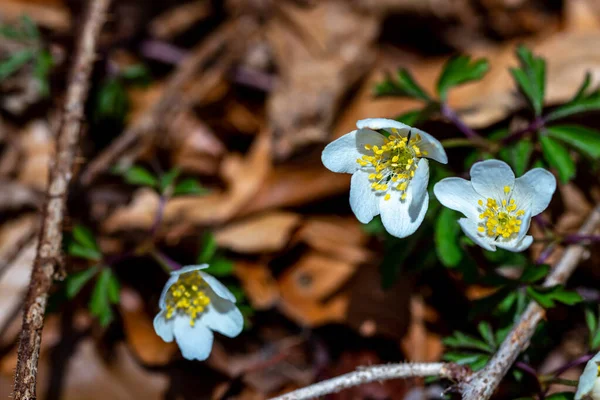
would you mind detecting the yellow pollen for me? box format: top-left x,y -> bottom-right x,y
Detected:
401,193 -> 407,200
355,133 -> 424,195
164,271 -> 211,326
384,193 -> 391,201
477,194 -> 525,240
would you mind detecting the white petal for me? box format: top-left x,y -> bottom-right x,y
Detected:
158,275 -> 179,309
496,235 -> 534,252
408,158 -> 430,217
153,311 -> 174,342
458,218 -> 496,251
173,316 -> 214,361
356,118 -> 411,132
172,264 -> 210,277
321,129 -> 384,174
575,352 -> 600,400
200,272 -> 237,303
433,177 -> 482,221
379,189 -> 428,239
202,296 -> 244,338
349,170 -> 380,224
470,160 -> 516,199
513,168 -> 556,216
412,127 -> 448,164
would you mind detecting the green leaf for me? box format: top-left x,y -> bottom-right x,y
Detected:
527,285 -> 582,309
95,78 -> 129,122
499,138 -> 533,176
123,166 -> 158,187
65,266 -> 99,298
585,308 -> 597,337
443,331 -> 494,353
526,286 -> 555,308
497,290 -> 518,313
546,125 -> 600,159
443,352 -> 490,371
394,110 -> 423,126
0,49 -> 35,81
437,55 -> 489,102
592,324 -> 600,350
33,50 -> 53,96
160,168 -> 180,192
477,322 -> 496,349
68,242 -> 102,261
540,134 -> 576,183
72,225 -> 99,251
434,208 -> 463,267
511,45 -> 546,115
546,73 -> 600,121
120,64 -> 151,85
374,68 -> 431,102
546,393 -> 575,400
89,269 -> 119,327
20,15 -> 40,40
173,178 -> 209,196
204,257 -> 234,277
197,232 -> 217,263
520,264 -> 550,283
0,24 -> 24,40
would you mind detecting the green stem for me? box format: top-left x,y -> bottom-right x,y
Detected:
440,138 -> 477,148
149,249 -> 175,274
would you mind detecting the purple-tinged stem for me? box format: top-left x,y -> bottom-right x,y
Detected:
150,249 -> 182,272
551,353 -> 594,378
515,362 -> 544,400
536,244 -> 556,265
501,117 -> 545,144
140,40 -> 187,64
441,103 -> 481,140
563,234 -> 600,245
150,195 -> 167,238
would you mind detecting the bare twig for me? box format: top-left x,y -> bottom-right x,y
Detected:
79,18 -> 257,186
460,205 -> 600,400
269,363 -> 470,400
12,0 -> 111,398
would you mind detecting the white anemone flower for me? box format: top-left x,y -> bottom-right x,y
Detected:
575,352 -> 600,400
153,264 -> 243,361
321,118 -> 447,238
433,159 -> 556,252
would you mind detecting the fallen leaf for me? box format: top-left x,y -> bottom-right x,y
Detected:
234,261 -> 280,309
215,211 -> 301,253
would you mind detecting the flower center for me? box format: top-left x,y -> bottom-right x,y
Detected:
355,129 -> 427,201
165,271 -> 211,326
477,186 -> 525,239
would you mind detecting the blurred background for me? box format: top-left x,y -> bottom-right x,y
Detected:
0,0 -> 599,399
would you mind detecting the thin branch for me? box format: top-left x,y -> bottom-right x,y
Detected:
12,0 -> 111,398
501,116 -> 545,145
79,18 -> 257,186
460,205 -> 600,400
269,362 -> 470,400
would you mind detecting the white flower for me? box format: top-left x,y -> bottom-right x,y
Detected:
433,159 -> 556,252
153,264 -> 243,361
575,352 -> 600,400
321,118 -> 447,238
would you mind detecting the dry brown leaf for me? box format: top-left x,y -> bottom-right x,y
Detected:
267,0 -> 379,158
401,296 -> 443,363
277,252 -> 355,326
244,163 -> 351,215
149,0 -> 211,39
58,341 -> 168,400
17,120 -> 54,190
215,211 -> 300,253
234,261 -> 280,309
0,0 -> 71,31
119,287 -> 177,365
103,188 -> 160,234
295,216 -> 372,264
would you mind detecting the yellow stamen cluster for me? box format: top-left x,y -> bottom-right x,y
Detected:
165,271 -> 211,326
355,129 -> 427,201
477,186 -> 525,239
